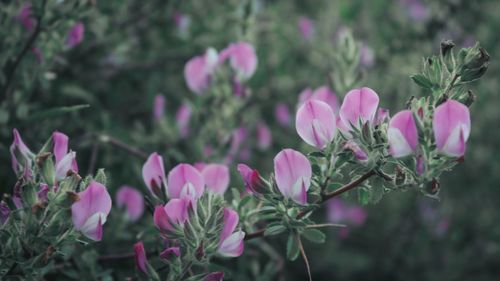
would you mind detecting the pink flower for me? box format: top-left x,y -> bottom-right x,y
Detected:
53,131 -> 78,181
218,208 -> 245,257
400,0 -> 429,22
116,186 -> 144,222
375,108 -> 390,125
433,100 -> 471,157
200,164 -> 230,194
298,88 -> 314,106
275,103 -> 292,127
153,198 -> 189,233
203,272 -> 224,281
344,140 -> 368,161
10,129 -> 34,175
256,122 -> 272,150
173,12 -> 191,38
167,164 -> 204,200
71,181 -> 112,241
153,95 -> 166,120
296,99 -> 337,149
220,42 -> 257,81
388,110 -> 419,158
298,86 -> 339,113
298,17 -> 314,40
327,198 -> 367,227
134,241 -> 148,273
66,22 -> 85,48
360,43 -> 375,68
16,3 -> 35,31
273,149 -> 312,205
142,152 -> 167,197
237,164 -> 267,195
184,48 -> 218,94
176,103 -> 192,138
160,246 -> 181,259
339,87 -> 380,130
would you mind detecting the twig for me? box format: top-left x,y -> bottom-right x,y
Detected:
98,134 -> 149,160
244,228 -> 265,241
298,237 -> 312,281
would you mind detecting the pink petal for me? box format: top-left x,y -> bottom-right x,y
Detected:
142,152 -> 167,196
298,88 -> 314,107
218,230 -> 245,257
164,198 -> 189,225
134,241 -> 148,273
153,95 -> 166,120
116,186 -> 144,222
167,164 -> 204,200
160,247 -> 181,259
201,164 -> 230,194
184,48 -> 218,94
256,121 -> 272,150
296,100 -> 336,149
55,151 -> 77,180
176,104 -> 192,138
388,110 -> 418,158
375,108 -> 390,125
220,208 -> 239,242
298,17 -> 315,40
66,22 -> 85,48
344,140 -> 369,161
10,129 -> 33,174
339,87 -> 380,129
433,100 -> 471,157
275,103 -> 291,126
52,131 -> 69,164
237,163 -> 266,195
203,272 -> 225,281
273,149 -> 312,201
153,205 -> 173,232
225,42 -> 258,80
313,86 -> 339,113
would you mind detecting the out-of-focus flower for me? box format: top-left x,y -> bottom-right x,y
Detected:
176,103 -> 192,138
116,186 -> 144,222
71,181 -> 112,241
339,87 -> 380,130
296,99 -> 336,149
274,149 -> 312,205
225,127 -> 247,164
360,43 -> 375,67
53,131 -> 78,181
153,198 -> 189,233
327,198 -> 367,238
37,183 -> 49,203
142,152 -> 167,197
418,200 -> 450,238
237,164 -> 267,195
16,3 -> 35,31
200,164 -> 230,194
167,164 -> 204,201
66,22 -> 85,48
203,272 -> 224,281
220,42 -> 258,81
400,0 -> 429,22
153,95 -> 166,120
217,208 -> 245,257
433,100 -> 471,157
184,48 -> 218,94
344,140 -> 368,161
0,201 -> 10,225
256,121 -> 272,150
298,16 -> 314,40
298,86 -> 339,113
10,129 -> 34,175
275,103 -> 292,127
173,12 -> 191,39
388,110 -> 419,158
134,241 -> 148,273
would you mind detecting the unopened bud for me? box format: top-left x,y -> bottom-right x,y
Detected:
426,178 -> 440,195
464,90 -> 476,106
440,39 -> 455,57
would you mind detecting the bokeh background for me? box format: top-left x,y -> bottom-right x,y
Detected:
1,0 -> 499,280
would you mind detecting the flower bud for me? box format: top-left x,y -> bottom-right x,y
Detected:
134,241 -> 148,273
66,22 -> 85,48
459,45 -> 490,82
159,246 -> 181,260
237,164 -> 268,195
142,152 -> 167,198
10,129 -> 34,176
344,140 -> 368,162
217,208 -> 245,257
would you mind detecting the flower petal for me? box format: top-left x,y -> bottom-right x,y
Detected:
296,100 -> 336,149
167,164 -> 204,199
339,87 -> 380,129
201,164 -> 230,194
433,100 -> 471,157
273,149 -> 312,200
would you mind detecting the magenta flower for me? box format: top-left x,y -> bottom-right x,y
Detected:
375,108 -> 390,125
327,198 -> 367,226
153,95 -> 166,120
153,198 -> 189,233
142,152 -> 167,197
134,241 -> 148,273
116,186 -> 144,222
203,272 -> 224,281
167,164 -> 204,200
360,43 -> 375,68
274,149 -> 312,205
237,164 -> 267,195
344,140 -> 368,161
298,86 -> 339,114
16,3 -> 35,31
388,110 -> 419,158
339,87 -> 380,130
160,246 -> 181,259
296,99 -> 337,149
298,88 -> 314,106
220,42 -> 258,81
10,129 -> 34,175
37,183 -> 49,203
275,103 -> 292,127
256,121 -> 272,150
53,131 -> 78,180
71,181 -> 112,241
400,0 -> 429,22
176,103 -> 192,138
66,22 -> 85,48
200,164 -> 230,194
184,48 -> 218,94
298,17 -> 315,40
433,100 -> 471,157
218,208 -> 245,257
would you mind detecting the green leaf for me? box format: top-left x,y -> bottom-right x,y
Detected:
23,104 -> 90,122
264,223 -> 286,236
308,151 -> 326,158
94,169 -> 107,185
358,187 -> 370,205
312,164 -> 321,175
238,195 -> 252,211
286,233 -> 300,261
410,74 -> 433,89
302,229 -> 326,244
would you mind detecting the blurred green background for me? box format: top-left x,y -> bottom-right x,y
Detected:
1,0 -> 499,280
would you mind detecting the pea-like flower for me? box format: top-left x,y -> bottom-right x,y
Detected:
298,86 -> 339,114
153,94 -> 165,120
256,121 -> 272,150
134,241 -> 148,273
296,99 -> 336,149
167,164 -> 205,201
10,129 -> 34,175
433,100 -> 471,157
116,186 -> 144,222
200,164 -> 230,195
220,42 -> 258,81
388,110 -> 419,158
274,149 -> 312,205
142,152 -> 167,197
237,164 -> 267,195
71,181 -> 112,241
339,87 -> 380,130
184,48 -> 218,94
53,131 -> 78,181
66,22 -> 85,48
217,208 -> 245,257
153,198 -> 189,234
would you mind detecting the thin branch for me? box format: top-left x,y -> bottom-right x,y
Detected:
98,134 -> 149,160
298,237 -> 312,281
244,228 -> 265,241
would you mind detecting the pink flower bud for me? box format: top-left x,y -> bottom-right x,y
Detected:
339,87 -> 380,130
134,241 -> 148,273
200,164 -> 230,195
433,100 -> 471,157
142,152 -> 167,197
53,131 -> 78,180
237,163 -> 267,195
220,42 -> 257,81
203,272 -> 224,281
218,208 -> 245,257
298,17 -> 314,40
275,103 -> 292,127
167,164 -> 204,200
71,181 -> 112,241
184,48 -> 218,94
344,140 -> 368,161
274,149 -> 312,205
296,100 -> 337,149
66,22 -> 85,48
160,246 -> 181,259
153,199 -> 189,233
256,122 -> 272,150
388,110 -> 419,158
38,183 -> 49,203
116,186 -> 144,222
10,129 -> 34,175
153,95 -> 166,120
176,103 -> 192,138
375,108 -> 390,125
